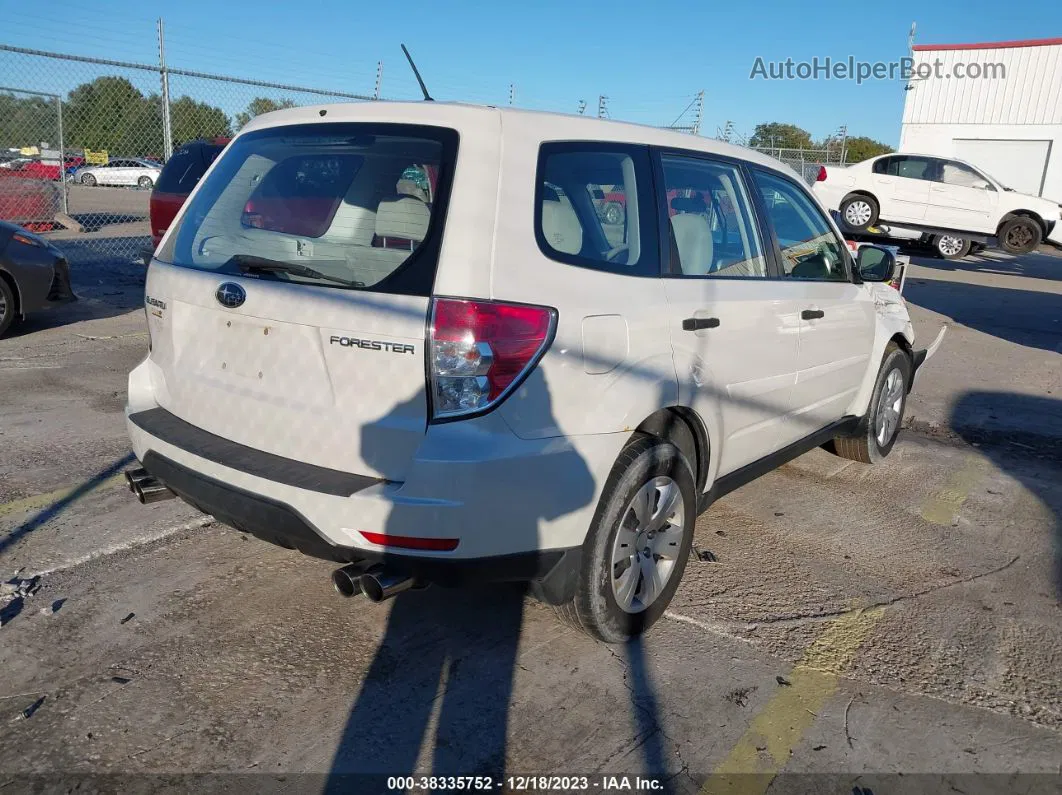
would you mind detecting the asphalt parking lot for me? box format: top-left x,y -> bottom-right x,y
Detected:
1,240 -> 1061,793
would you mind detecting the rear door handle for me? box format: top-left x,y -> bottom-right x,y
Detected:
801,309 -> 825,320
682,317 -> 720,331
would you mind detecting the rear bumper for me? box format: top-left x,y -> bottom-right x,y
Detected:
139,449 -> 581,600
126,356 -> 619,591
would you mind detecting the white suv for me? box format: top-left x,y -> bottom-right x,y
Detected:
813,153 -> 1060,255
125,103 -> 929,642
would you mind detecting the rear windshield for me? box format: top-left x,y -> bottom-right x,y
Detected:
156,123 -> 458,295
155,143 -> 224,194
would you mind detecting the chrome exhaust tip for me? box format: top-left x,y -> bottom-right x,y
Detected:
125,467 -> 150,492
135,480 -> 176,504
331,563 -> 368,598
359,567 -> 416,603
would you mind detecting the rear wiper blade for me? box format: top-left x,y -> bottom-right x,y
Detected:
228,255 -> 364,288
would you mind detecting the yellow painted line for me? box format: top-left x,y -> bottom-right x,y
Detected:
920,455 -> 990,525
0,473 -> 126,520
702,607 -> 885,795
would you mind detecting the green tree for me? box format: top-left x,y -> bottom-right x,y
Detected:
0,93 -> 58,150
748,122 -> 814,151
839,135 -> 893,164
64,76 -> 162,156
170,96 -> 232,145
235,97 -> 297,129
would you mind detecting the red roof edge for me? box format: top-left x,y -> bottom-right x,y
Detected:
913,37 -> 1062,51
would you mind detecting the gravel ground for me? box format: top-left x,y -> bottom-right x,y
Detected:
1,242 -> 1060,792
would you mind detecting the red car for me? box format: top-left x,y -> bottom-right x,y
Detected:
4,156 -> 83,182
149,139 -> 229,250
0,172 -> 61,226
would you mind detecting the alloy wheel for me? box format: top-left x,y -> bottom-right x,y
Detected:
610,476 -> 685,613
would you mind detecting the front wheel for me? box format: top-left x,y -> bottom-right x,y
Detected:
0,277 -> 17,338
555,436 -> 696,643
80,172 -> 96,187
998,216 -> 1041,255
830,343 -> 911,464
840,194 -> 879,230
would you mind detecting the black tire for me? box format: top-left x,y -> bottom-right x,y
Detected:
80,172 -> 96,186
998,216 -> 1042,255
0,277 -> 17,339
555,436 -> 696,643
137,175 -> 154,189
933,235 -> 971,260
831,343 -> 912,464
839,194 -> 879,231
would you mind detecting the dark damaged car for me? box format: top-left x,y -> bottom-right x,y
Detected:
0,220 -> 77,337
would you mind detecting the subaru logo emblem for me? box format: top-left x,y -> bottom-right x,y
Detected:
215,282 -> 246,309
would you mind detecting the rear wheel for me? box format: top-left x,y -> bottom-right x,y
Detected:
80,172 -> 96,187
830,343 -> 911,464
555,436 -> 696,643
934,235 -> 971,260
604,202 -> 624,225
998,216 -> 1041,255
840,194 -> 879,230
137,175 -> 154,189
0,277 -> 17,338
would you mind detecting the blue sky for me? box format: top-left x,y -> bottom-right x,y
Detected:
1,0 -> 1057,146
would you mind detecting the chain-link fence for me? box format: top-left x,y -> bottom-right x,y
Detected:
747,147 -> 848,185
0,43 -> 373,270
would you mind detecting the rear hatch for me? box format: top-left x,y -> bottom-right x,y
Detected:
149,122 -> 458,480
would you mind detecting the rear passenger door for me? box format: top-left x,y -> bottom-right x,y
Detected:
872,155 -> 932,222
656,151 -> 802,478
751,169 -> 875,434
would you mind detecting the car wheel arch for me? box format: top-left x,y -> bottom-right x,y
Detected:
0,268 -> 22,318
632,407 -> 710,495
998,210 -> 1047,237
842,189 -> 879,206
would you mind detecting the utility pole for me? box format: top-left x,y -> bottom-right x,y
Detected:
718,120 -> 734,143
597,95 -> 608,118
691,90 -> 704,136
577,99 -> 586,115
509,83 -> 515,106
157,18 -> 173,160
837,124 -> 848,164
374,61 -> 383,100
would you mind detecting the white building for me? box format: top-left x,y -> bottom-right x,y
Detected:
899,37 -> 1062,203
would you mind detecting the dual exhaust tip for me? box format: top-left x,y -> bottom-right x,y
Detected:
332,563 -> 417,603
125,467 -> 176,505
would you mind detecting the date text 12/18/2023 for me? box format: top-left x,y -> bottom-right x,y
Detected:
387,775 -> 665,792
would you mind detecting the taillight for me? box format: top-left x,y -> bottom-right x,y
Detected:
816,166 -> 828,182
429,297 -> 556,420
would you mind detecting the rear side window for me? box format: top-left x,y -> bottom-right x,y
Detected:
874,155 -> 934,181
535,143 -> 659,276
155,144 -> 224,194
156,123 -> 458,296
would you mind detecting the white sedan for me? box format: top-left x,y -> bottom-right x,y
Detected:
74,158 -> 163,189
813,153 -> 1060,255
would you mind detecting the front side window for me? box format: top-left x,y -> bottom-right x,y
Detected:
753,169 -> 849,282
157,123 -> 457,295
660,154 -> 766,278
535,143 -> 658,276
938,161 -> 992,189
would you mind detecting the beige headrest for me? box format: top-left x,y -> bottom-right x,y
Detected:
375,196 -> 430,242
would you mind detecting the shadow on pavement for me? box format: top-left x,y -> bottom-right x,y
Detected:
950,392 -> 1062,599
904,278 -> 1062,353
326,377 -> 600,790
910,248 -> 1062,283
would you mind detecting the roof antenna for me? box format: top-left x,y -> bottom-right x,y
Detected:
401,44 -> 434,101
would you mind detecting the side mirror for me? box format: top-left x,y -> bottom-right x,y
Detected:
856,245 -> 896,282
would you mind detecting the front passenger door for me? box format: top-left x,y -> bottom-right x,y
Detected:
751,169 -> 876,436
